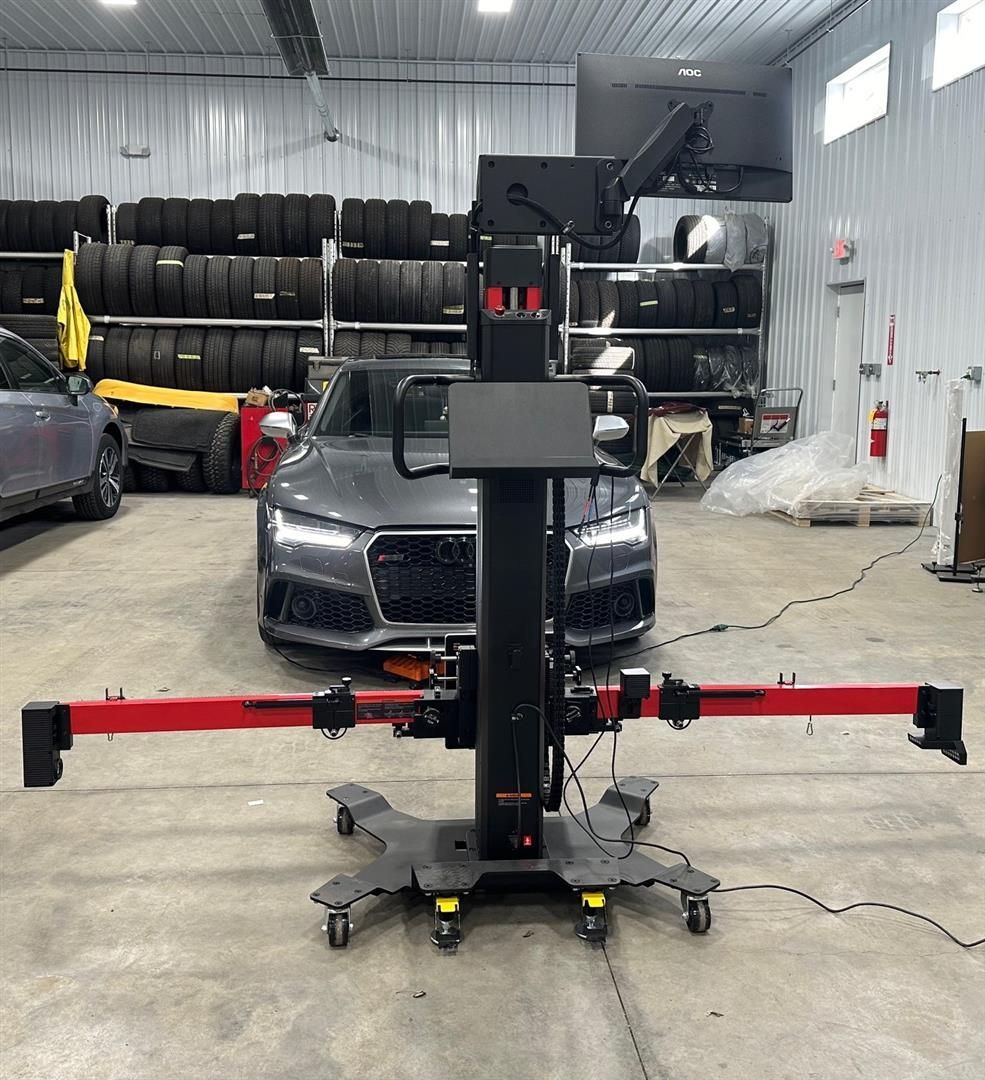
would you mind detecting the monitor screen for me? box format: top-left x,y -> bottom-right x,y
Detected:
575,54 -> 792,202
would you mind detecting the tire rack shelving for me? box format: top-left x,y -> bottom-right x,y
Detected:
0,204 -> 115,262
82,239 -> 334,370
325,220 -> 467,354
560,234 -> 773,404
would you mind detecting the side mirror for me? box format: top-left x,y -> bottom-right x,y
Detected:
67,373 -> 91,403
260,411 -> 297,441
592,415 -> 630,443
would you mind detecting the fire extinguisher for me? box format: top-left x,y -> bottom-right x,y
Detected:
869,401 -> 888,458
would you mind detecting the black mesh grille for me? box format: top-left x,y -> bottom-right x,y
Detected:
286,585 -> 374,633
368,532 -> 570,625
566,583 -> 639,632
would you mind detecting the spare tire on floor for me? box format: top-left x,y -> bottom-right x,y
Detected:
175,460 -> 208,493
203,412 -> 242,494
137,464 -> 170,492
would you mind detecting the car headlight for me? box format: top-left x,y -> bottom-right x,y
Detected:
271,508 -> 363,549
574,507 -> 648,547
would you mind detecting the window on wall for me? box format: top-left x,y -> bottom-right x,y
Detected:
823,43 -> 891,144
933,0 -> 985,90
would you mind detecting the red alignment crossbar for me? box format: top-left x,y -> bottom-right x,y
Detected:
65,684 -> 921,736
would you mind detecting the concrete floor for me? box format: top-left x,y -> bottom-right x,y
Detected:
1,490 -> 983,1080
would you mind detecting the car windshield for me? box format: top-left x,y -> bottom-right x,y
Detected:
317,367 -> 451,438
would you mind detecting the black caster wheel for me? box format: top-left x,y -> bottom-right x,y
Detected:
327,909 -> 351,948
681,893 -> 711,934
575,892 -> 608,943
336,804 -> 355,835
431,897 -> 462,950
636,797 -> 651,828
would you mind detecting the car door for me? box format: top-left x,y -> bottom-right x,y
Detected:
0,353 -> 44,498
0,337 -> 94,488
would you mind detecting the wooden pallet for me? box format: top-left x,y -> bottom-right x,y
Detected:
769,486 -> 933,528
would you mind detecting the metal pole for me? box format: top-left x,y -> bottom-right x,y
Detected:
304,72 -> 340,142
95,315 -> 323,328
569,326 -> 759,337
324,235 -> 333,357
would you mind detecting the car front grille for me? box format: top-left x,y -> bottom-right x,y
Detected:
284,584 -> 374,633
566,582 -> 641,633
367,532 -> 570,625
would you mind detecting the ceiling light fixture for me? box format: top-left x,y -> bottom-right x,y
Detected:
478,0 -> 514,13
99,1 -> 138,8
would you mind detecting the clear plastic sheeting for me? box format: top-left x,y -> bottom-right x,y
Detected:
701,431 -> 869,517
931,379 -> 965,563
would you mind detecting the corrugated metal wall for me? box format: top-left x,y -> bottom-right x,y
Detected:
757,0 -> 985,501
2,0 -> 982,499
0,52 -> 580,209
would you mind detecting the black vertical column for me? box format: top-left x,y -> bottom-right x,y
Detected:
473,247 -> 551,860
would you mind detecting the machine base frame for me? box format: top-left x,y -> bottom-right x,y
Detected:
311,776 -> 719,912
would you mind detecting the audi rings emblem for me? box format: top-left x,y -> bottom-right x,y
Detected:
434,538 -> 476,565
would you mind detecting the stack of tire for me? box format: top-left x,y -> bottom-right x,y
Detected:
568,275 -> 761,331
0,265 -> 63,315
0,196 -> 110,250
125,410 -> 242,496
569,337 -> 758,395
567,272 -> 762,394
115,193 -> 336,257
75,243 -> 322,391
0,314 -> 60,364
331,257 -> 467,357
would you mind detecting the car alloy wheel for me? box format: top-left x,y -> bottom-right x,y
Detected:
98,444 -> 122,509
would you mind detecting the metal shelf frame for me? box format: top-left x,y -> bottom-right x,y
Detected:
562,229 -> 773,400
326,211 -> 468,355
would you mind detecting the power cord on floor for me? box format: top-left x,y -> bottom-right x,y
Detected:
711,883 -> 985,949
615,474 -> 944,662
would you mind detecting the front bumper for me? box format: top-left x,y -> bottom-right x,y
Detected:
259,524 -> 655,652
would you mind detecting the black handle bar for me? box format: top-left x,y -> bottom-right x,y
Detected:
393,372 -> 648,481
392,374 -> 473,480
556,373 -> 649,477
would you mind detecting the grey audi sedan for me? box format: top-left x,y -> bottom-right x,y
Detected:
257,357 -> 655,651
0,328 -> 127,524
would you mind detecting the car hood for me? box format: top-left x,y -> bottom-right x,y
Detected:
267,436 -> 644,530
